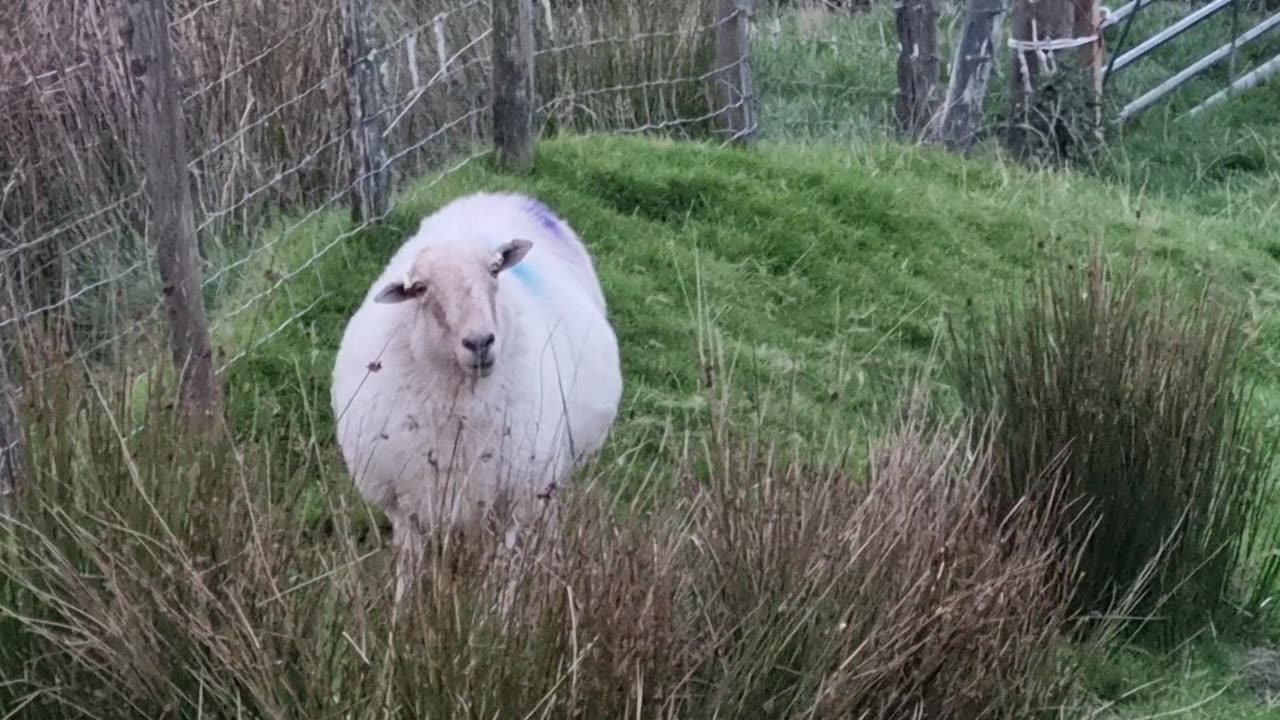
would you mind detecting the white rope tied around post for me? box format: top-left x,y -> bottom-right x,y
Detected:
1007,35 -> 1100,51
1009,17 -> 1099,91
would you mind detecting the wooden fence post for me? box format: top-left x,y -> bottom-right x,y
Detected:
492,0 -> 535,172
1006,0 -> 1090,160
0,329 -> 21,520
1076,0 -> 1104,141
895,0 -> 941,139
124,0 -> 224,433
341,0 -> 391,222
714,0 -> 758,144
932,0 -> 1006,151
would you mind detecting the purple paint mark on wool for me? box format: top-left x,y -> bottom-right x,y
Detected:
516,197 -> 596,298
524,198 -> 566,239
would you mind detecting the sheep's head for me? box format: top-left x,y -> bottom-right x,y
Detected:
373,238 -> 534,378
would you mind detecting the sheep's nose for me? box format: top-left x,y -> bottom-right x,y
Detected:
461,333 -> 496,355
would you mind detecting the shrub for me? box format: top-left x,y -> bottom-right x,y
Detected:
0,349 -> 1094,719
948,247 -> 1280,646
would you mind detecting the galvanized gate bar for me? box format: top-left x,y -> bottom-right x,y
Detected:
1102,0 -> 1159,30
1118,9 -> 1280,122
1185,49 -> 1280,117
1107,0 -> 1236,76
1103,0 -> 1150,88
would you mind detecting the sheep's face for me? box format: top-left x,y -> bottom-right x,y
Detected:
373,238 -> 534,379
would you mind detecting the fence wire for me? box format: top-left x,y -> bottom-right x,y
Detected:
0,0 -> 753,430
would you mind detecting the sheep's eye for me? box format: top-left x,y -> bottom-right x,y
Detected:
489,264 -> 501,278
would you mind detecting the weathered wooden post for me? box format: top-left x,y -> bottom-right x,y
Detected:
0,317 -> 21,520
895,0 -> 940,139
1078,0 -> 1105,140
932,0 -> 1006,151
341,0 -> 391,221
714,0 -> 758,144
1006,0 -> 1098,161
492,0 -> 536,171
124,0 -> 224,432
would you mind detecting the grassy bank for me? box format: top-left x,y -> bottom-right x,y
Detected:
202,133 -> 1280,718
4,131 -> 1279,717
217,134 -> 1280,447
4,0 -> 1280,715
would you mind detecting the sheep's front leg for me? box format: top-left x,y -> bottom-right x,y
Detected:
391,513 -> 426,603
493,482 -> 564,622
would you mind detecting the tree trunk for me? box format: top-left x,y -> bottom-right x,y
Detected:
932,0 -> 1007,151
124,0 -> 224,433
895,0 -> 940,138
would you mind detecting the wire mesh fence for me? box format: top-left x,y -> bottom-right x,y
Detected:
0,0 -> 757,448
753,3 -> 901,142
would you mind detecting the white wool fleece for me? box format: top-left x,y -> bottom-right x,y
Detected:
330,192 -> 622,552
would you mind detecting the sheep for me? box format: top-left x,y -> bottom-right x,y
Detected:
330,192 -> 623,602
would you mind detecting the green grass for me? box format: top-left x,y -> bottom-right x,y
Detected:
206,131 -> 1280,717
750,3 -> 1280,710
753,0 -> 1280,218
1086,640 -> 1280,719
216,0 -> 1280,459
1097,1 -> 1280,219
750,0 -> 1280,455
137,4 -> 1280,715
216,132 -> 1280,462
217,133 -> 1280,442
5,1 -> 1280,714
755,3 -> 898,144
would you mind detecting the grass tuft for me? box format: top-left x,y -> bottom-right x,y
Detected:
948,247 -> 1280,646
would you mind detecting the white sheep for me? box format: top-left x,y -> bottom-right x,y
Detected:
330,192 -> 623,601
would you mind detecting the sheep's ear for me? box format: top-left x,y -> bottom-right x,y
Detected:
374,279 -> 427,304
491,238 -> 533,275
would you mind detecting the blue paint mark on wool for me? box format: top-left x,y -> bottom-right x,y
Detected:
510,261 -> 542,295
510,197 -> 572,297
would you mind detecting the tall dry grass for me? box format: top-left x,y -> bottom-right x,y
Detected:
0,346 -> 1103,719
